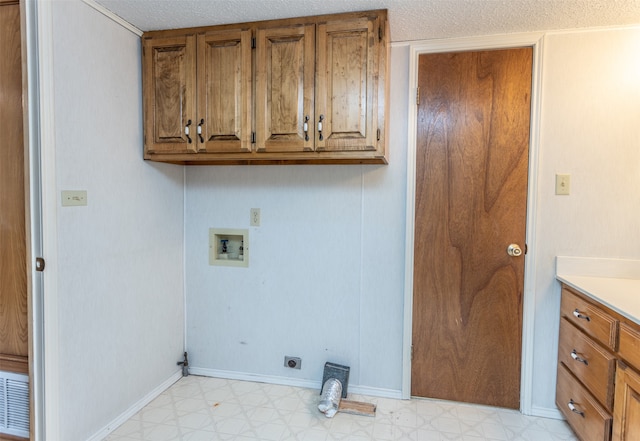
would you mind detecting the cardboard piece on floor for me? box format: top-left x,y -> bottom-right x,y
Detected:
338,399 -> 377,417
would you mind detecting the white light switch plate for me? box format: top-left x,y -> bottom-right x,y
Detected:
61,190 -> 88,206
555,174 -> 571,195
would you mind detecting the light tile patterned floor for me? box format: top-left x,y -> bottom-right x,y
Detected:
104,376 -> 578,441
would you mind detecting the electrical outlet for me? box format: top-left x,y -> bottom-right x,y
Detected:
250,208 -> 260,226
284,356 -> 301,369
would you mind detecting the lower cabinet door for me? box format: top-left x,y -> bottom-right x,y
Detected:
613,363 -> 640,441
557,363 -> 612,441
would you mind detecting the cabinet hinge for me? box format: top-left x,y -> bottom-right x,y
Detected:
416,87 -> 420,106
376,128 -> 380,141
251,132 -> 256,143
35,257 -> 45,272
411,345 -> 414,360
251,37 -> 256,49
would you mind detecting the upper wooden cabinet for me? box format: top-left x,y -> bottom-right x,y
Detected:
142,10 -> 389,164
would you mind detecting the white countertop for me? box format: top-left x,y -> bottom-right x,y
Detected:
556,256 -> 640,325
556,274 -> 640,324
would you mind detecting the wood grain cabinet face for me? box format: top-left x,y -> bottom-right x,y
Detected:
315,16 -> 380,154
557,363 -> 612,441
613,363 -> 640,441
143,29 -> 252,157
255,24 -> 315,153
197,28 -> 252,154
142,10 -> 389,164
557,284 -> 640,441
558,318 -> 616,410
143,35 -> 197,155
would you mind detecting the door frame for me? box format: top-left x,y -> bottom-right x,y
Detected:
402,32 -> 544,415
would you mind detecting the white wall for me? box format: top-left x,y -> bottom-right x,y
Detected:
49,2 -> 185,440
531,26 -> 640,410
42,1 -> 640,436
184,47 -> 409,394
185,25 -> 640,414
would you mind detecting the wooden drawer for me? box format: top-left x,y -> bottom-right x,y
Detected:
618,323 -> 640,370
561,287 -> 618,350
557,363 -> 612,441
558,318 -> 616,410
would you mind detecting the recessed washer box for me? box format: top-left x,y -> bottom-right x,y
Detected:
209,228 -> 248,267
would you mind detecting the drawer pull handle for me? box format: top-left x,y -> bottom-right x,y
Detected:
570,350 -> 589,365
303,115 -> 310,141
572,309 -> 591,321
568,400 -> 585,417
185,119 -> 192,144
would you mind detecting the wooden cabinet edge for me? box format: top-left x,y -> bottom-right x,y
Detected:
0,353 -> 29,374
143,155 -> 389,166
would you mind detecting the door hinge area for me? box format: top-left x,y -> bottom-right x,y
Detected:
411,345 -> 414,360
35,257 -> 45,272
416,87 -> 420,106
378,26 -> 382,41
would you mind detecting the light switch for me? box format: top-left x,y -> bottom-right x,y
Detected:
555,174 -> 571,195
61,190 -> 88,206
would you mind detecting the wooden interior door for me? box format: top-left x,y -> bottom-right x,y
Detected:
0,0 -> 28,375
197,28 -> 252,154
255,23 -> 315,153
411,48 -> 532,409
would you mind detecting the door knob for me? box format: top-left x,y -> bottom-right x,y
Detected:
507,244 -> 523,257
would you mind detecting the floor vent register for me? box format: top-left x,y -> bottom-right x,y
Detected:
0,371 -> 29,438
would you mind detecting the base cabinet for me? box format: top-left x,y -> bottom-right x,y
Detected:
558,284 -> 640,441
613,363 -> 640,440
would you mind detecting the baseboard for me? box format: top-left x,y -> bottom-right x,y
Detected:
189,367 -> 403,400
86,369 -> 183,441
528,405 -> 565,420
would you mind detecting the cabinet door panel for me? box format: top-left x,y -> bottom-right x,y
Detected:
614,363 -> 640,441
256,24 -> 315,153
143,35 -> 197,155
198,29 -> 252,153
316,16 -> 378,152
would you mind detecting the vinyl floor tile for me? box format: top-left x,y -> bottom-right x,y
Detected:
104,376 -> 577,441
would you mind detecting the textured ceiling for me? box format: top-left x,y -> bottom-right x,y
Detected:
93,0 -> 640,41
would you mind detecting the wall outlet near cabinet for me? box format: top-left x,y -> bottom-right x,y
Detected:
250,208 -> 260,226
284,356 -> 301,369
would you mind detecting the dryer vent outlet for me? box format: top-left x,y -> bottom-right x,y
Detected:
284,356 -> 301,369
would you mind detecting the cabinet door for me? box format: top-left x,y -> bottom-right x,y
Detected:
614,363 -> 640,440
0,0 -> 29,372
197,29 -> 252,154
255,24 -> 315,153
315,15 -> 380,154
143,34 -> 197,155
